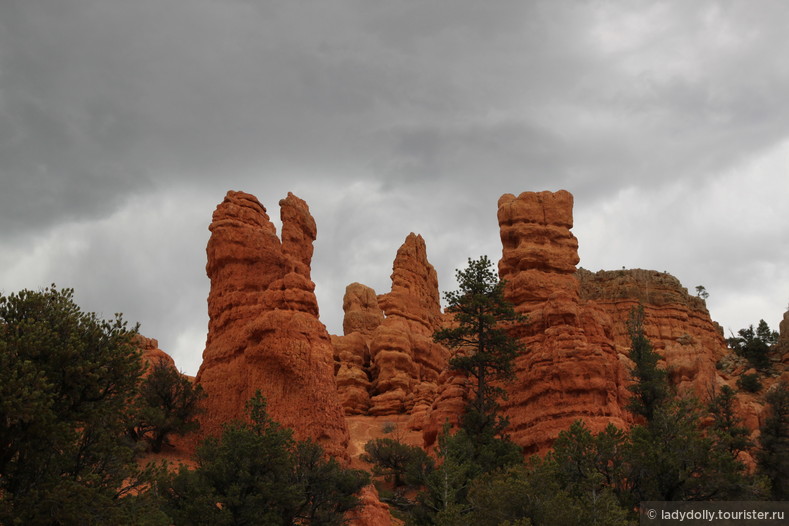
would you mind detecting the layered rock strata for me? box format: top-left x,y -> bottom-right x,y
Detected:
196,191 -> 349,460
332,234 -> 450,425
332,283 -> 381,414
370,234 -> 448,419
577,268 -> 727,397
495,190 -> 630,454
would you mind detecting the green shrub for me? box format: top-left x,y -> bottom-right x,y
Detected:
737,373 -> 762,393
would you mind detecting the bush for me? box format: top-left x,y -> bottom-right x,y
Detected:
738,373 -> 763,393
361,437 -> 434,488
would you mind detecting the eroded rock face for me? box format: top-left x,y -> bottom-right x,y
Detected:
332,234 -> 450,425
332,283 -> 383,415
343,283 -> 384,337
779,309 -> 789,365
495,191 -> 629,454
420,190 -> 744,454
369,234 -> 449,419
196,191 -> 349,460
347,485 -> 394,526
577,268 -> 726,397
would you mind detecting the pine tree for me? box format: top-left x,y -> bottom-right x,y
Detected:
625,305 -> 669,422
434,255 -> 524,438
728,320 -> 777,370
0,285 -> 166,525
758,382 -> 789,499
410,257 -> 525,525
159,392 -> 369,525
128,359 -> 206,453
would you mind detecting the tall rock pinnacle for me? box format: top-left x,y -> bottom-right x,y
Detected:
497,190 -> 628,454
196,191 -> 349,460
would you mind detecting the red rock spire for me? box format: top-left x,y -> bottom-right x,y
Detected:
196,190 -> 349,460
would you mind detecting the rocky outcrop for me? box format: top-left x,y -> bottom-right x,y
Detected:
495,190 -> 630,454
347,485 -> 394,526
343,282 -> 384,337
135,335 -> 176,370
779,309 -> 789,365
332,234 -> 450,426
577,268 -> 727,397
420,190 -> 744,454
332,283 -> 381,415
368,234 -> 449,420
195,191 -> 349,460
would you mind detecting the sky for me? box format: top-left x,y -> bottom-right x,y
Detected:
1,0 -> 788,376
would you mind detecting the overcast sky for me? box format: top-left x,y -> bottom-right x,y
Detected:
2,0 -> 788,375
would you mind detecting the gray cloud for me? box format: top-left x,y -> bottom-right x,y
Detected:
2,0 -> 788,373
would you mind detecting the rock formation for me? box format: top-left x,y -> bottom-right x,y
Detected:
347,485 -> 394,526
423,191 -> 736,454
332,283 -> 381,415
369,233 -> 448,419
495,190 -> 630,454
135,335 -> 176,370
195,191 -> 349,460
332,233 -> 450,427
577,268 -> 727,397
779,309 -> 789,365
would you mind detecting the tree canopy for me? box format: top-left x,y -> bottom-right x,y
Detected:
159,392 -> 369,526
0,285 -> 166,524
127,358 -> 206,453
434,255 -> 524,433
728,319 -> 778,369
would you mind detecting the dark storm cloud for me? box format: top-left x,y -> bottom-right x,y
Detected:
2,0 -> 789,372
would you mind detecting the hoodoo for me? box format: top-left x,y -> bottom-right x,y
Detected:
196,191 -> 350,460
495,190 -> 629,453
333,233 -> 450,427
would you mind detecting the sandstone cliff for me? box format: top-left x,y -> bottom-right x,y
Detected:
576,268 -> 727,398
195,191 -> 349,460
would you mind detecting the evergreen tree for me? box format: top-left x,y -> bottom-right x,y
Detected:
410,425 -> 478,526
620,307 -> 757,504
708,384 -> 751,457
728,320 -> 777,370
159,392 -> 369,526
409,257 -> 524,524
550,420 -> 629,508
625,398 -> 756,503
0,286 -> 166,525
465,459 -> 629,526
625,305 -> 669,422
128,359 -> 206,453
434,255 -> 524,440
361,437 -> 434,488
758,382 -> 789,499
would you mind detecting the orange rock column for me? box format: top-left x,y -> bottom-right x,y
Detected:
497,190 -> 627,454
196,191 -> 350,460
